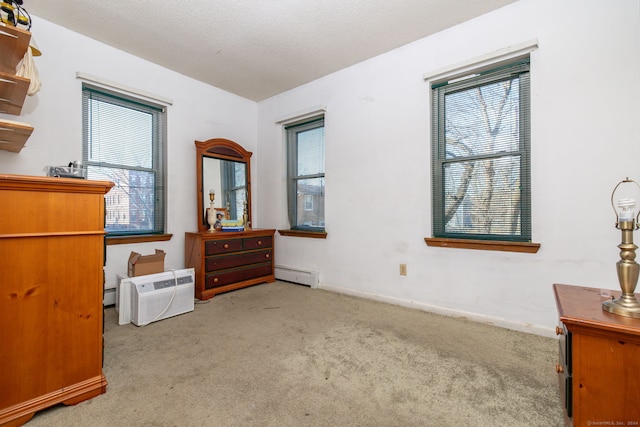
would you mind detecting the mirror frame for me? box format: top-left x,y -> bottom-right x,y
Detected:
195,138 -> 252,232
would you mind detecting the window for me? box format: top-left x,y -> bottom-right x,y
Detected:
286,117 -> 325,231
431,59 -> 531,242
221,159 -> 247,219
82,84 -> 166,236
304,194 -> 313,211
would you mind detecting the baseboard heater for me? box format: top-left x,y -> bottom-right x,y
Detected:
274,265 -> 319,288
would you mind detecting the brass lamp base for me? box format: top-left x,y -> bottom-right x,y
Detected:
602,295 -> 640,318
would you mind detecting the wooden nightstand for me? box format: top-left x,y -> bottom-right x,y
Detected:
553,283 -> 640,426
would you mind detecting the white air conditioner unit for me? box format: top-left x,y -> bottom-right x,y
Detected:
130,269 -> 195,326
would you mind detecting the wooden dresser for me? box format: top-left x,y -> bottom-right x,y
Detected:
553,283 -> 640,426
0,174 -> 113,426
185,229 -> 276,300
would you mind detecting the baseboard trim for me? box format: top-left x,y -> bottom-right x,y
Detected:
317,283 -> 556,338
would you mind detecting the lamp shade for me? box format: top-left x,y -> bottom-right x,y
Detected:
29,37 -> 41,56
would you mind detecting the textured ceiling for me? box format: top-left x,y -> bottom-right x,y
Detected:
25,0 -> 517,101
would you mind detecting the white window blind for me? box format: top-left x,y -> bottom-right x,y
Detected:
431,59 -> 531,241
82,84 -> 166,235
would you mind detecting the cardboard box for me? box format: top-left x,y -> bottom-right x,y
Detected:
128,249 -> 165,277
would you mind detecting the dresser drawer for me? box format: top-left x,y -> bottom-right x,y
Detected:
205,262 -> 273,289
205,238 -> 243,255
205,249 -> 272,272
243,235 -> 272,250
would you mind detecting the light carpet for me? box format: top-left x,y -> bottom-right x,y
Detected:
27,281 -> 564,426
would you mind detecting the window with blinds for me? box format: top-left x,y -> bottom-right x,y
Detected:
82,84 -> 166,235
286,117 -> 325,231
431,59 -> 531,241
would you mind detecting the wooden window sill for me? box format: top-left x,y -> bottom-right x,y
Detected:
106,233 -> 173,245
278,229 -> 327,239
424,237 -> 540,253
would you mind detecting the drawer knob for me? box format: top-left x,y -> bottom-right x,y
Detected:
213,277 -> 219,283
257,240 -> 262,246
555,326 -> 564,336
265,253 -> 270,258
223,243 -> 229,249
555,364 -> 564,373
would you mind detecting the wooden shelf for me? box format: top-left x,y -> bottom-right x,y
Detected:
0,24 -> 33,152
0,24 -> 30,74
0,70 -> 29,115
0,119 -> 33,152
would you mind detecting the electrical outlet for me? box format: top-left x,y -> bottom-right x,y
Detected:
399,264 -> 407,276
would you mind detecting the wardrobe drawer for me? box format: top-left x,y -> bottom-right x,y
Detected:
243,235 -> 272,250
205,249 -> 272,272
205,238 -> 243,255
205,262 -> 273,289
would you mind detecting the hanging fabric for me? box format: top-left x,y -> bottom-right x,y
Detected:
15,47 -> 41,95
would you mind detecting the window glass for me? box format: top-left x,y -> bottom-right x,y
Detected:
296,177 -> 324,227
297,127 -> 324,175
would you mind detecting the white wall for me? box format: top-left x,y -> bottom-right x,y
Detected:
2,1 -> 638,337
257,0 -> 640,336
0,17 -> 258,288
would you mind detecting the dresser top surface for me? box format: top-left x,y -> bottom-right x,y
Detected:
186,229 -> 275,238
554,283 -> 640,335
0,174 -> 113,194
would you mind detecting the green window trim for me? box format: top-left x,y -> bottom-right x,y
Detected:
431,59 -> 532,244
285,117 -> 326,232
82,84 -> 167,237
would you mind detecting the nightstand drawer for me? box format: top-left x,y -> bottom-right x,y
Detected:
205,238 -> 243,255
558,323 -> 571,376
205,249 -> 272,272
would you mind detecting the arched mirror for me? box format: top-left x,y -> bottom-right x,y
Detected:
195,138 -> 252,232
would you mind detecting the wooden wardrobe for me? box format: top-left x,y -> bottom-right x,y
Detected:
0,174 -> 113,426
